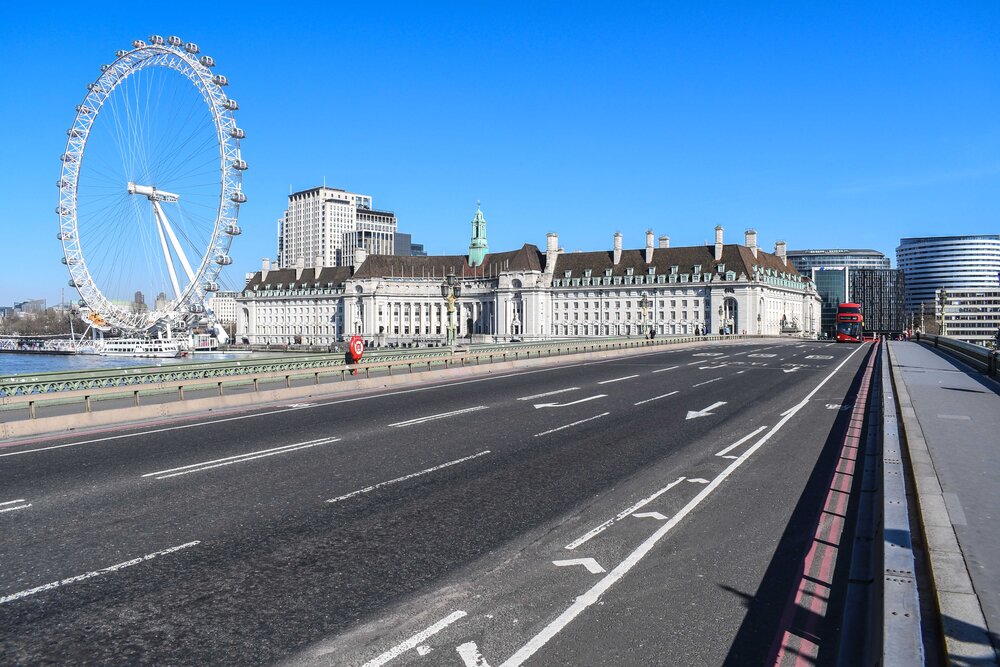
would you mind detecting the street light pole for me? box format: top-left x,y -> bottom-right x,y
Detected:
440,272 -> 462,347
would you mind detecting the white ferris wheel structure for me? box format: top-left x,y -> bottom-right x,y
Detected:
57,34 -> 246,334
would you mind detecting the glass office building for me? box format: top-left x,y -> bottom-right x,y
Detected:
897,235 -> 1000,313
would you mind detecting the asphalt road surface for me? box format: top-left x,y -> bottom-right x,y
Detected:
0,339 -> 874,666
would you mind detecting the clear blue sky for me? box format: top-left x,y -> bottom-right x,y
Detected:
1,1 -> 998,307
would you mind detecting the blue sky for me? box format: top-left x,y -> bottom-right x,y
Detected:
1,1 -> 998,306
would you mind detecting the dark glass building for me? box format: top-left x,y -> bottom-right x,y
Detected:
850,268 -> 906,336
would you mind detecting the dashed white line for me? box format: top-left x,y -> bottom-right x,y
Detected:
565,477 -> 685,549
516,387 -> 580,401
457,641 -> 493,667
633,391 -> 679,406
715,425 -> 768,458
327,451 -> 491,504
692,377 -> 723,387
389,405 -> 488,428
597,374 -> 639,385
0,541 -> 200,605
533,413 -> 610,438
143,437 -> 340,479
651,365 -> 679,373
361,610 -> 468,667
498,343 -> 868,667
0,499 -> 31,513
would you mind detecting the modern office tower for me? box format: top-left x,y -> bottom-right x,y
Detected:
789,249 -> 893,338
392,232 -> 428,257
850,269 -> 906,335
896,235 -> 1000,314
277,186 -> 396,269
936,288 -> 1000,345
787,249 -> 890,275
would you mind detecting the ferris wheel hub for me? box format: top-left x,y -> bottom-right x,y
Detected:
126,182 -> 180,202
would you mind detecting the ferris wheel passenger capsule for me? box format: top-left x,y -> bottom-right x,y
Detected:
115,49 -> 128,58
87,83 -> 103,92
199,55 -> 215,67
56,179 -> 68,188
230,191 -> 247,204
149,35 -> 164,46
215,254 -> 233,266
101,64 -> 111,72
60,153 -> 77,163
212,74 -> 229,86
188,304 -> 206,314
222,99 -> 239,111
229,127 -> 245,139
224,224 -> 242,236
231,158 -> 248,171
67,128 -> 84,138
185,42 -> 200,54
68,279 -> 79,288
132,39 -> 146,48
203,282 -> 219,292
76,104 -> 94,114
167,35 -> 182,47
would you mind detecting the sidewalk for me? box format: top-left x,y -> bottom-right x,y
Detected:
888,341 -> 1000,664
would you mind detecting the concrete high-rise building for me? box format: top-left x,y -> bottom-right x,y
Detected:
786,249 -> 890,274
277,186 -> 396,269
896,235 -> 1000,313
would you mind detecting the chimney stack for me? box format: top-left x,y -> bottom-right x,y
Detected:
315,255 -> 323,270
546,232 -> 559,253
262,258 -> 271,281
714,225 -> 724,262
775,240 -> 787,266
658,235 -> 670,249
613,232 -> 623,265
354,246 -> 368,268
645,230 -> 654,263
745,229 -> 758,258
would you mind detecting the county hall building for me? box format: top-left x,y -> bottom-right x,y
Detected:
235,206 -> 821,346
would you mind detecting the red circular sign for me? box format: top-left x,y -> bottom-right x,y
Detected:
350,337 -> 364,360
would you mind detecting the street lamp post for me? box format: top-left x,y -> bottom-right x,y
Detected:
440,272 -> 462,347
639,294 -> 651,338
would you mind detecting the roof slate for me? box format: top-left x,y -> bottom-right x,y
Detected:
551,244 -> 802,279
352,243 -> 545,279
244,266 -> 354,291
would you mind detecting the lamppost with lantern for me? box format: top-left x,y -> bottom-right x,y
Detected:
440,272 -> 462,347
639,293 -> 651,338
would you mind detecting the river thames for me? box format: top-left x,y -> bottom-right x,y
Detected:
0,351 -> 285,377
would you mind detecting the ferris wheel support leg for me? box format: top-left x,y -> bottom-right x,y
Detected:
153,202 -> 183,301
152,200 -> 196,284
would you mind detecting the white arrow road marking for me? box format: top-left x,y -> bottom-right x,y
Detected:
691,377 -> 723,388
633,390 -> 679,406
715,425 -> 769,458
565,477 -> 686,549
457,642 -> 493,667
534,413 -> 610,437
0,541 -> 200,605
688,478 -> 710,484
686,401 -> 727,419
389,405 -> 488,427
553,558 -> 606,574
328,451 -> 491,503
651,365 -> 679,373
598,374 -> 639,385
361,610 -> 468,667
534,395 -> 606,409
0,499 -> 31,513
632,512 -> 667,520
417,645 -> 433,656
144,437 -> 341,479
517,387 -> 579,401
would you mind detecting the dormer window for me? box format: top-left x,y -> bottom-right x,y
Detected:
693,264 -> 701,274
647,267 -> 656,275
717,264 -> 725,273
605,268 -> 613,277
625,267 -> 634,276
584,269 -> 592,277
670,265 -> 679,274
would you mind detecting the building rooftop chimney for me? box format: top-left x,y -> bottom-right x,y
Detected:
613,232 -> 623,265
658,235 -> 670,249
745,229 -> 758,258
714,225 -> 724,262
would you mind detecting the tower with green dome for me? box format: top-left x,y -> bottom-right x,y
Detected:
468,202 -> 489,267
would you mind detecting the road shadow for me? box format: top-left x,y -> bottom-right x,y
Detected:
939,613 -> 1000,666
911,343 -> 1000,398
721,344 -> 876,666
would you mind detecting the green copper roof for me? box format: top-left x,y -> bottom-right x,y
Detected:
468,203 -> 489,267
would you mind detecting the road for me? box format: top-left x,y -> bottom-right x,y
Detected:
0,339 -> 874,665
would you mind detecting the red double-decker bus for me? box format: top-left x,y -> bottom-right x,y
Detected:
835,302 -> 863,342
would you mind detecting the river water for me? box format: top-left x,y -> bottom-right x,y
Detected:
0,352 -> 285,377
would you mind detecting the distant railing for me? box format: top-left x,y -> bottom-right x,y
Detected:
917,333 -> 1000,377
0,334 -> 761,419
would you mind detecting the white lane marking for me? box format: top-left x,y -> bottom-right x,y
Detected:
553,558 -> 606,574
327,451 -> 491,504
692,352 -> 725,357
565,477 -> 686,550
715,425 -> 769,457
782,367 -> 800,374
516,387 -> 580,401
651,365 -> 679,373
632,512 -> 667,520
0,541 -> 199,605
691,377 -> 723,388
736,371 -> 746,374
0,502 -> 32,513
286,403 -> 316,408
533,395 -> 606,409
597,374 -> 639,385
0,499 -> 26,506
633,390 -> 679,406
143,437 -> 340,480
533,413 -> 610,438
0,345 -> 683,459
698,364 -> 728,370
937,414 -> 971,421
688,478 -> 710,484
417,645 -> 433,657
497,343 -> 868,667
457,642 -> 493,667
361,610 -> 468,667
389,405 -> 488,428
748,353 -> 776,358
806,355 -> 833,360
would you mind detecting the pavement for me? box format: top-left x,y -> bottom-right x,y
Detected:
888,341 -> 1000,664
0,339 -> 875,665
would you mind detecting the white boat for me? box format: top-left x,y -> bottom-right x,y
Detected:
98,338 -> 186,358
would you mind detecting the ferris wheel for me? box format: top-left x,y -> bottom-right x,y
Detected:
57,34 -> 246,333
